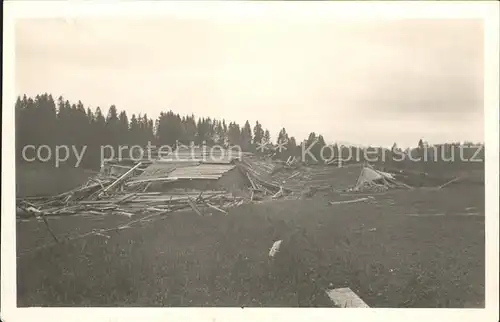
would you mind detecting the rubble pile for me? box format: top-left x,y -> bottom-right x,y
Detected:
16,161 -> 245,220
17,155 -> 411,221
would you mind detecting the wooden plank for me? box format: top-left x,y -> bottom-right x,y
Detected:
136,192 -> 162,196
268,240 -> 283,257
16,196 -> 47,201
246,172 -> 258,190
154,159 -> 201,165
78,200 -> 113,205
169,172 -> 227,177
438,177 -> 461,189
328,197 -> 370,205
91,178 -> 106,191
146,207 -> 169,212
206,203 -> 228,214
172,166 -> 234,171
200,159 -> 234,164
101,162 -> 143,193
126,177 -> 179,186
130,174 -> 222,182
133,197 -> 229,203
171,175 -> 222,180
114,211 -> 135,218
141,191 -> 226,196
142,182 -> 152,192
40,213 -> 59,243
105,158 -> 152,163
115,193 -> 137,204
272,186 -> 284,199
187,197 -> 203,216
109,164 -> 146,171
325,288 -> 370,308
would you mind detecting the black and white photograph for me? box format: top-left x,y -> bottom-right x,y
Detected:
2,1 -> 499,322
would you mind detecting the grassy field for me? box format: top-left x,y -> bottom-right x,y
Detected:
16,162 -> 97,197
17,185 -> 484,308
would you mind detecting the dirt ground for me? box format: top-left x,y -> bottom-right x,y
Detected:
17,184 -> 484,307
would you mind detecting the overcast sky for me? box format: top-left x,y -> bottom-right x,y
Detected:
16,17 -> 484,148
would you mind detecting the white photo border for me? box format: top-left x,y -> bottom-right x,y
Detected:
2,1 -> 499,322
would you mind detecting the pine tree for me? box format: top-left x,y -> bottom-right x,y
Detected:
15,96 -> 26,160
183,114 -> 197,145
253,121 -> 265,145
287,136 -> 298,158
118,111 -> 129,145
93,106 -> 107,164
227,122 -> 241,147
222,120 -> 228,146
304,132 -> 317,162
276,128 -> 289,160
312,134 -> 326,162
105,105 -> 120,151
129,114 -> 140,146
263,129 -> 271,144
241,120 -> 253,151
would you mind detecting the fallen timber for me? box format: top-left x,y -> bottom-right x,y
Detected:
16,159 -> 244,224
17,191 -> 241,218
17,154 -> 415,253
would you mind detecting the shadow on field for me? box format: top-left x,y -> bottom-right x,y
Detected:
17,186 -> 484,307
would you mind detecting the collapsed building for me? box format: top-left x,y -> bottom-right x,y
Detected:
101,145 -> 249,194
17,146 -> 414,222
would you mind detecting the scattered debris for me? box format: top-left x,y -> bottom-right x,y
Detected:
325,287 -> 370,308
437,177 -> 461,189
349,164 -> 412,192
100,162 -> 143,196
268,240 -> 283,257
17,156 -> 410,225
16,152 -> 420,250
404,213 -> 446,217
17,165 -> 245,224
206,203 -> 228,215
455,212 -> 482,217
328,197 -> 372,205
187,197 -> 203,216
272,186 -> 284,199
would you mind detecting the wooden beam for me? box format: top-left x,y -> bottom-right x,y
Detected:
206,203 -> 228,214
272,186 -> 284,199
328,197 -> 370,205
100,162 -> 143,194
438,177 -> 461,189
115,193 -> 137,204
246,172 -> 258,190
126,177 -> 179,186
187,197 -> 203,216
108,164 -> 146,171
325,288 -> 369,308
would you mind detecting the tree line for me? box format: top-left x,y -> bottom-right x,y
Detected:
15,93 -> 484,172
16,93 -> 279,169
